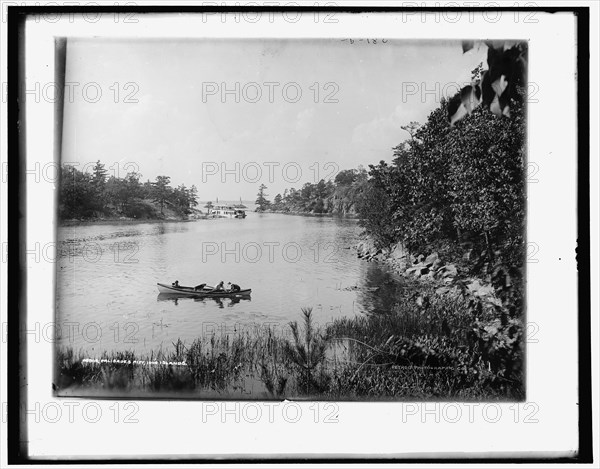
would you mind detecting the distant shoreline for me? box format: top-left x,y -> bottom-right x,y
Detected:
59,216 -> 211,227
261,210 -> 359,219
59,211 -> 359,227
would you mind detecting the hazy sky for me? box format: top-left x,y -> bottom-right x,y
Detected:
61,38 -> 486,200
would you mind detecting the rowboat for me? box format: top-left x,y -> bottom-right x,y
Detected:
157,283 -> 251,297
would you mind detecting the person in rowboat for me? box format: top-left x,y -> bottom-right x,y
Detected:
213,280 -> 225,292
227,282 -> 241,293
172,280 -> 180,287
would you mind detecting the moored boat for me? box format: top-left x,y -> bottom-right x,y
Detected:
157,283 -> 251,297
208,204 -> 247,219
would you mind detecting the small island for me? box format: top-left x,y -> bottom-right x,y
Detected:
59,162 -> 204,224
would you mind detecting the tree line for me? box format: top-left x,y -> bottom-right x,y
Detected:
59,161 -> 199,220
255,168 -> 369,215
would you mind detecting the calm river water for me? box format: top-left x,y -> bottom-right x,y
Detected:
56,213 -> 404,355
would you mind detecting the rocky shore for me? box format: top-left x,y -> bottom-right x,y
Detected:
355,237 -> 500,306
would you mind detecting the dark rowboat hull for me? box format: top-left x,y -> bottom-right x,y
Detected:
157,283 -> 251,297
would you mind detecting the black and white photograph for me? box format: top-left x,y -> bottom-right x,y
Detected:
3,3 -> 595,463
52,34 -> 530,400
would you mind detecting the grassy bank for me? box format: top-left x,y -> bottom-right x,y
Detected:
56,285 -> 524,399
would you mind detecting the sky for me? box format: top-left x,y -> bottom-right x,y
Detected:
61,38 -> 486,201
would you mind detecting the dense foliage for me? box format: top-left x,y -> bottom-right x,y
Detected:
59,161 -> 199,220
264,167 -> 368,215
356,97 -> 526,271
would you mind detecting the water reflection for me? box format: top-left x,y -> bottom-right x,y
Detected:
195,296 -> 251,308
152,222 -> 194,236
355,260 -> 406,315
154,223 -> 166,236
157,294 -> 251,309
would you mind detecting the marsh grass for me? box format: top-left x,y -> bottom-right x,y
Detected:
56,285 -> 523,399
56,325 -> 297,396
